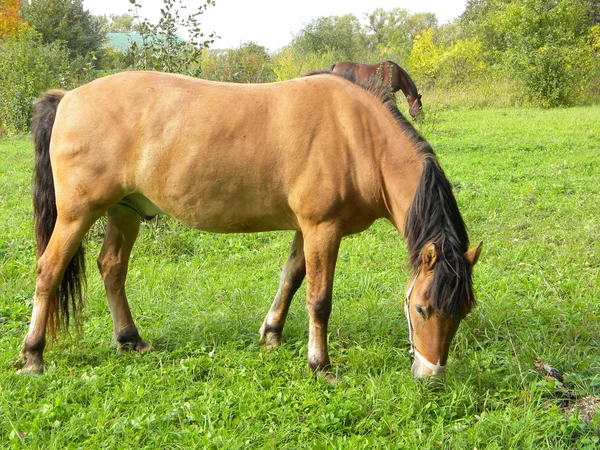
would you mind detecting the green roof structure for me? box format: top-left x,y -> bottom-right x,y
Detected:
104,32 -> 185,52
104,33 -> 145,52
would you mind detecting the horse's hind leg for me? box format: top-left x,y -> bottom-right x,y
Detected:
259,231 -> 306,348
21,215 -> 98,374
97,205 -> 151,352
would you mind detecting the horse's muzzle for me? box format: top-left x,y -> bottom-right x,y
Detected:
410,350 -> 446,378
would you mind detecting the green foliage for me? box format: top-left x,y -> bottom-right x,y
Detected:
408,28 -> 487,89
585,24 -> 600,100
273,45 -> 344,80
21,0 -> 104,58
0,28 -> 94,134
271,47 -> 304,81
290,14 -> 370,63
96,46 -> 133,72
1,107 -> 600,447
367,8 -> 437,64
459,0 -> 597,106
273,10 -> 434,81
201,42 -> 276,83
128,0 -> 216,75
98,13 -> 139,33
511,44 -> 583,107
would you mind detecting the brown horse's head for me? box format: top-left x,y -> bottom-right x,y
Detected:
408,94 -> 423,121
404,241 -> 482,378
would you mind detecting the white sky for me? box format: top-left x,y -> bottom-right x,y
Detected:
84,0 -> 467,51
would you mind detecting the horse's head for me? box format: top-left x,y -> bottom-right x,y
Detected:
404,241 -> 482,378
408,94 -> 423,121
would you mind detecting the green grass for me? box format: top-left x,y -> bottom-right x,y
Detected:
1,106 -> 599,448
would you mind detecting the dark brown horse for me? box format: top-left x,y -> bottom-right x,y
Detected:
331,61 -> 423,120
21,70 -> 481,379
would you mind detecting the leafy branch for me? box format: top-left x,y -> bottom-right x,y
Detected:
128,0 -> 217,75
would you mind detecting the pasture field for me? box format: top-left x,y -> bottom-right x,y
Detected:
1,106 -> 599,448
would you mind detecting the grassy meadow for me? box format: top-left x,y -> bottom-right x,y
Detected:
0,106 -> 599,448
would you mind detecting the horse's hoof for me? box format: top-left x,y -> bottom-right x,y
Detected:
316,370 -> 338,385
308,361 -> 336,384
259,324 -> 282,349
18,352 -> 44,375
261,332 -> 282,349
18,360 -> 44,375
134,340 -> 154,352
119,339 -> 153,353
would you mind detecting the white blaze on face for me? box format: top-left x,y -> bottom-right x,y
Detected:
405,272 -> 446,378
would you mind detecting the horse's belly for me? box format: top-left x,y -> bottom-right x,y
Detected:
122,192 -> 298,233
174,209 -> 299,234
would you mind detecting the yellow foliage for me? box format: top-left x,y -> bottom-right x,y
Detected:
0,0 -> 29,40
408,28 -> 442,85
272,47 -> 334,81
409,27 -> 487,88
590,24 -> 600,54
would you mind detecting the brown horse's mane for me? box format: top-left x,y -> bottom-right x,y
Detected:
307,70 -> 474,318
385,60 -> 419,95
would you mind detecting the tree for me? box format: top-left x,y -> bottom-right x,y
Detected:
99,13 -> 139,33
0,0 -> 29,40
201,42 -> 276,83
459,0 -> 596,106
0,28 -> 93,133
408,27 -> 487,89
21,0 -> 103,57
367,8 -> 437,62
407,27 -> 440,87
129,0 -> 216,74
291,14 -> 369,62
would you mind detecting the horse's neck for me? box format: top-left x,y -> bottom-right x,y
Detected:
380,142 -> 424,232
394,67 -> 418,100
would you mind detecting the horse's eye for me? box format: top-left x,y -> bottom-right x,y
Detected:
415,305 -> 426,319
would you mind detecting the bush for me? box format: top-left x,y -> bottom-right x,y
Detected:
508,44 -> 589,108
0,29 -> 94,134
201,42 -> 276,83
408,28 -> 488,90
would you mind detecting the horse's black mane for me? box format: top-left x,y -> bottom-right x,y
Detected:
307,69 -> 474,318
404,154 -> 474,317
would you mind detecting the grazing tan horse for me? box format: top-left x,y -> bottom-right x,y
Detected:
22,70 -> 481,378
331,61 -> 423,120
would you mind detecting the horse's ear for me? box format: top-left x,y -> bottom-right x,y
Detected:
464,241 -> 483,267
422,243 -> 438,272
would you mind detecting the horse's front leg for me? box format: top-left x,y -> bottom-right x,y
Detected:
259,231 -> 306,348
301,222 -> 342,378
97,205 -> 151,352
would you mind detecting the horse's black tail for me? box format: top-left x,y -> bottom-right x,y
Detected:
33,89 -> 85,338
